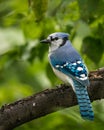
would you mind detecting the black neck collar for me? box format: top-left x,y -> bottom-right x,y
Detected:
60,37 -> 68,47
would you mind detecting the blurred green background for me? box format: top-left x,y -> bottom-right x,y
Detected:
0,0 -> 104,129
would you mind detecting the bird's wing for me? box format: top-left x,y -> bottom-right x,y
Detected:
50,59 -> 89,86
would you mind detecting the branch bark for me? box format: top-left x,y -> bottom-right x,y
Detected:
0,68 -> 104,130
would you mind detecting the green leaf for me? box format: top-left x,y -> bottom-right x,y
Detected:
32,0 -> 48,22
78,0 -> 102,22
81,36 -> 104,64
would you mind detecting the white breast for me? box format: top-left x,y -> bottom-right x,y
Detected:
52,67 -> 75,91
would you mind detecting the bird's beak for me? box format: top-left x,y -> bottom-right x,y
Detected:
40,39 -> 50,44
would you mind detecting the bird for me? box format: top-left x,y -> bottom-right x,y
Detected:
40,32 -> 94,120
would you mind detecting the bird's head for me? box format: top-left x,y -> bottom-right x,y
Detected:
40,32 -> 69,52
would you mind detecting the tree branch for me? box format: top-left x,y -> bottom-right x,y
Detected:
0,68 -> 104,130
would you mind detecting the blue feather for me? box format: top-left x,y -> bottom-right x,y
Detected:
48,37 -> 93,120
73,79 -> 94,120
49,57 -> 89,86
49,58 -> 93,120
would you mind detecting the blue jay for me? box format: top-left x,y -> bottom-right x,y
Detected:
40,32 -> 94,120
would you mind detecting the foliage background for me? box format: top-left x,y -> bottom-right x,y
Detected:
0,0 -> 104,129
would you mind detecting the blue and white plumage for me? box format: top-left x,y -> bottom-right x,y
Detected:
40,32 -> 94,120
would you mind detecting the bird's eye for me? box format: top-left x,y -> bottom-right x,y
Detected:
55,37 -> 58,40
50,36 -> 59,41
50,36 -> 54,41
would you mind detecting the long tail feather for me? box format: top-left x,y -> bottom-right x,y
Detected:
73,80 -> 94,120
